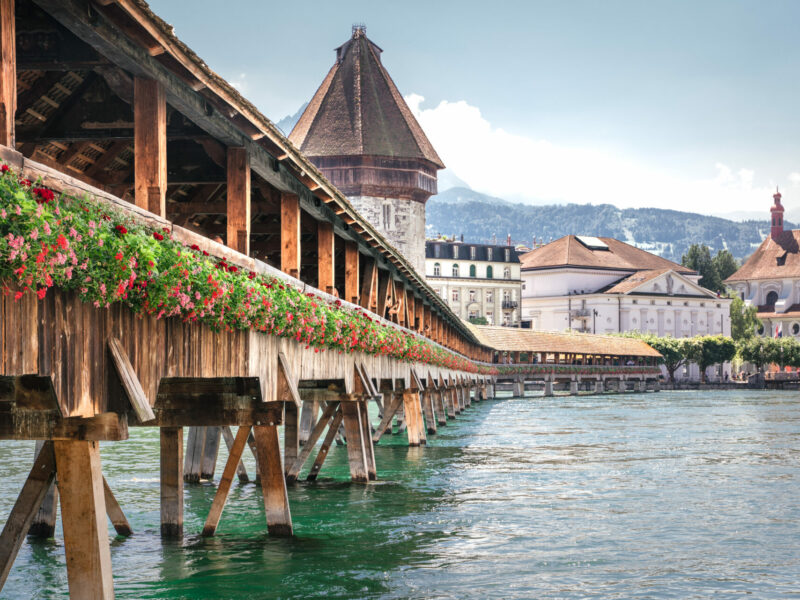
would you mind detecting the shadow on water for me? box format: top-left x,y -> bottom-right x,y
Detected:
1,393 -> 799,599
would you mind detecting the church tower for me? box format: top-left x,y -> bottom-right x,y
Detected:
289,26 -> 444,274
771,188 -> 785,241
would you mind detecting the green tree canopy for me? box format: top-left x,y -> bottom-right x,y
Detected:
685,335 -> 737,382
682,244 -> 719,291
729,295 -> 761,340
712,249 -> 739,283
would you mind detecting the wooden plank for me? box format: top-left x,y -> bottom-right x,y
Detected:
402,391 -> 422,446
372,392 -> 402,443
422,390 -> 437,435
102,476 -> 132,536
0,441 -> 56,593
54,440 -> 114,599
226,146 -> 251,254
283,402 -> 298,477
306,408 -> 343,481
108,337 -> 155,423
160,427 -> 183,538
277,352 -> 301,408
286,401 -> 338,482
253,425 -> 293,536
0,0 -> 15,147
133,77 -> 166,216
280,193 -> 300,278
345,241 -> 359,305
377,270 -> 390,319
28,445 -> 58,537
317,221 -> 335,294
360,258 -> 377,310
183,426 -> 205,483
221,425 -> 249,483
202,424 -> 250,536
341,401 -> 369,482
358,400 -> 377,480
298,399 -> 318,446
0,411 -> 129,441
200,426 -> 221,480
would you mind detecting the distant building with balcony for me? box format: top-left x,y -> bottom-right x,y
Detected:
425,240 -> 522,326
519,235 -> 732,379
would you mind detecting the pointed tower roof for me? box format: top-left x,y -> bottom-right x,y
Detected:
290,26 -> 444,169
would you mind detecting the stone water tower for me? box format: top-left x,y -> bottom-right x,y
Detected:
289,26 -> 444,275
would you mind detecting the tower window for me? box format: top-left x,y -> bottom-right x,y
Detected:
766,290 -> 779,306
487,265 -> 493,279
469,264 -> 476,278
503,267 -> 511,279
433,262 -> 441,277
487,248 -> 493,261
470,246 -> 476,259
453,245 -> 459,259
452,264 -> 460,277
382,203 -> 393,230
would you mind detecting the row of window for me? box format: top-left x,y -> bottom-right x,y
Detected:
432,263 -> 512,279
432,245 -> 512,262
435,288 -> 515,303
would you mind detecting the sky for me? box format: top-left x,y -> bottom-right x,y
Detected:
148,0 -> 800,218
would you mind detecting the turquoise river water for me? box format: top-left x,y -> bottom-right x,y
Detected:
0,390 -> 798,599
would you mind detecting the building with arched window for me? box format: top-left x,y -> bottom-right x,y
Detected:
727,190 -> 800,340
425,240 -> 522,326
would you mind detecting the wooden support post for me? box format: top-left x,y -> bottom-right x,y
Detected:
0,442 -> 56,593
402,390 -> 423,446
183,426 -> 206,483
200,426 -> 221,480
396,283 -> 407,327
345,241 -> 360,305
318,221 -> 335,294
281,193 -> 300,278
407,293 -> 416,330
307,408 -> 343,481
253,425 -> 293,536
221,425 -> 249,483
0,0 -> 15,147
160,427 -> 183,538
55,440 -> 114,599
340,400 -> 369,482
286,401 -> 338,482
358,400 -> 377,480
284,402 -> 299,476
103,477 -> 133,536
28,441 -> 58,538
134,77 -> 167,216
202,425 -> 250,536
298,399 -> 318,446
447,386 -> 457,419
422,390 -> 437,434
372,392 -> 402,443
226,147 -> 251,254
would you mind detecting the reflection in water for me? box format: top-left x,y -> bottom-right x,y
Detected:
0,390 -> 798,598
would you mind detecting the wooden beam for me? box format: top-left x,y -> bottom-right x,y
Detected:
345,241 -> 359,305
55,440 -> 114,599
341,400 -> 369,483
285,401 -> 338,482
360,258 -> 377,311
226,147 -> 250,254
252,425 -> 293,536
160,427 -> 183,538
108,337 -> 155,423
134,77 -> 166,216
0,0 -> 15,147
102,476 -> 132,536
280,193 -> 300,278
202,424 -> 250,536
0,442 -> 56,593
221,425 -> 249,483
306,408 -> 343,481
317,221 -> 334,294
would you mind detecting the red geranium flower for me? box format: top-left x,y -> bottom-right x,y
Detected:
115,224 -> 128,235
153,232 -> 164,241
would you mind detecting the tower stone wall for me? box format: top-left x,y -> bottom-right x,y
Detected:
348,195 -> 426,273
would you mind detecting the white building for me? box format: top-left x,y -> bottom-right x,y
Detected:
520,235 -> 732,380
727,190 -> 800,337
425,240 -> 522,326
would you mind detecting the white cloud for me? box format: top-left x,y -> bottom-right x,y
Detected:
229,72 -> 248,93
788,172 -> 800,187
406,93 -> 781,216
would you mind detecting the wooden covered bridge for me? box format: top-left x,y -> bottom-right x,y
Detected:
0,0 -> 496,596
468,325 -> 663,396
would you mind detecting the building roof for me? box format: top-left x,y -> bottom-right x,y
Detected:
519,235 -> 695,274
425,240 -> 521,263
465,324 -> 662,357
726,230 -> 800,282
289,27 -> 444,168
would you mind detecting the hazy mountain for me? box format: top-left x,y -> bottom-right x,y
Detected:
426,187 -> 779,262
274,103 -> 308,137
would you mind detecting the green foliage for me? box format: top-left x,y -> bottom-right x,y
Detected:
712,249 -> 739,282
729,295 -> 761,340
682,244 -> 720,291
617,331 -> 691,383
468,316 -> 488,325
684,335 -> 737,382
737,337 -> 776,372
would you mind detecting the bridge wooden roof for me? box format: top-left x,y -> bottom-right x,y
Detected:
11,0 -> 479,347
465,325 -> 662,358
